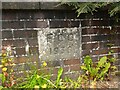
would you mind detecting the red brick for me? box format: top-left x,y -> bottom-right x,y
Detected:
14,30 -> 37,38
81,20 -> 110,26
38,68 -> 50,75
36,21 -> 48,28
99,49 -> 109,54
91,57 -> 99,62
82,50 -> 90,56
82,43 -> 98,50
50,74 -> 57,81
63,66 -> 70,73
111,48 -> 120,53
50,20 -> 79,28
62,72 -> 80,80
52,68 -> 59,75
25,21 -> 48,28
99,42 -> 109,49
2,21 -> 11,29
2,30 -> 13,39
2,10 -> 17,20
26,30 -> 37,38
15,48 -> 26,55
64,59 -> 80,65
10,21 -> 24,29
14,55 -> 39,64
2,40 -> 13,46
82,36 -> 90,42
82,28 -> 99,35
28,38 -> 38,46
13,39 -> 26,47
46,60 -> 61,67
14,56 -> 28,64
92,50 -> 99,55
13,30 -> 26,38
70,64 -> 80,71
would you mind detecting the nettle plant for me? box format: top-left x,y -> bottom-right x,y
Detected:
81,51 -> 117,82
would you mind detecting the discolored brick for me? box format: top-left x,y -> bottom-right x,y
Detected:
64,59 -> 80,65
91,35 -> 109,41
82,28 -> 100,35
70,64 -> 80,71
2,30 -> 13,39
28,38 -> 38,46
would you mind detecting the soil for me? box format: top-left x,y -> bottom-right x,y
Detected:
82,76 -> 119,89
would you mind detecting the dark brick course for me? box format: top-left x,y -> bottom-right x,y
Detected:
13,30 -> 37,38
81,20 -> 110,26
50,20 -> 80,28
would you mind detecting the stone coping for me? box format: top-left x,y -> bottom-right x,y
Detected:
2,2 -> 72,10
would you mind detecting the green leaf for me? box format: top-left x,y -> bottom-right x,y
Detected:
80,65 -> 87,70
90,68 -> 98,77
56,67 -> 63,87
111,66 -> 117,70
109,58 -> 116,62
84,55 -> 92,69
0,86 -> 3,90
97,56 -> 107,68
98,63 -> 110,79
0,74 -> 5,83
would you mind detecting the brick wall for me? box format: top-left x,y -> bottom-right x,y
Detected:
2,9 -> 120,78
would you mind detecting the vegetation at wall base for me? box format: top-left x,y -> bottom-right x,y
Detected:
0,48 -> 118,89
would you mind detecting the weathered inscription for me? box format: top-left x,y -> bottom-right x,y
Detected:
38,28 -> 80,61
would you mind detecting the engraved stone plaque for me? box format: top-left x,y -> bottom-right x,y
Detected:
38,28 -> 81,61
